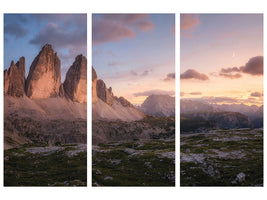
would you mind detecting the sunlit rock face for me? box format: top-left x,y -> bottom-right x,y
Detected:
25,44 -> 61,99
4,57 -> 25,97
63,55 -> 87,103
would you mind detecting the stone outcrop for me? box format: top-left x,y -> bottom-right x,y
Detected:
92,67 -> 98,103
96,79 -> 114,106
63,55 -> 87,103
25,44 -> 61,99
114,96 -> 134,108
4,57 -> 25,97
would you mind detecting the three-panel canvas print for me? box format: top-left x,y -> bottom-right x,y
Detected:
3,13 -> 263,187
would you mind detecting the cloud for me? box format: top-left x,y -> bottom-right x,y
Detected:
181,14 -> 199,38
92,14 -> 154,45
180,69 -> 209,80
130,70 -> 138,76
133,89 -> 175,97
219,56 -> 263,78
251,91 -> 263,97
219,73 -> 242,79
4,23 -> 28,38
92,19 -> 135,45
189,92 -> 202,95
29,22 -> 86,61
108,61 -> 123,67
32,14 -> 86,27
180,92 -> 185,96
241,56 -> 263,75
164,73 -> 175,81
142,70 -> 149,76
102,14 -> 148,25
136,20 -> 155,32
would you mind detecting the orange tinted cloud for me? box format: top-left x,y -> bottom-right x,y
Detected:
136,20 -> 155,32
181,14 -> 199,30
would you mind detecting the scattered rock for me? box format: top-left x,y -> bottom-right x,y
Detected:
104,176 -> 113,181
236,172 -> 246,183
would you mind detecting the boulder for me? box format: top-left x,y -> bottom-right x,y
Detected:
4,57 -> 25,97
63,54 -> 87,103
25,44 -> 61,99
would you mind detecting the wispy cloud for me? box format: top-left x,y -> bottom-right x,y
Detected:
181,14 -> 200,38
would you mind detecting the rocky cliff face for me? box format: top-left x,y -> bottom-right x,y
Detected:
92,67 -> 98,103
96,79 -> 114,106
25,44 -> 61,99
92,67 -> 144,121
114,96 -> 134,107
4,57 -> 25,97
63,55 -> 87,103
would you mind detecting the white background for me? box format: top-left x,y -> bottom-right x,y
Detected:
0,0 -> 266,199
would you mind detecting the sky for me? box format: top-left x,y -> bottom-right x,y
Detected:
180,14 -> 263,106
4,14 -> 87,81
92,14 -> 175,105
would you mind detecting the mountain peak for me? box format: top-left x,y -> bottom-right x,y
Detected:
25,44 -> 61,99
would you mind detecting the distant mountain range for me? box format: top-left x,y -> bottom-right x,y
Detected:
180,99 -> 263,131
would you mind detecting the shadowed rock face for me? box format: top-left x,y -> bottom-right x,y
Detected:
25,44 -> 61,99
63,55 -> 87,103
4,57 -> 25,97
92,67 -> 98,103
96,79 -> 114,106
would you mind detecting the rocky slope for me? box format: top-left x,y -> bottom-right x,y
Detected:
140,95 -> 175,117
92,67 -> 144,121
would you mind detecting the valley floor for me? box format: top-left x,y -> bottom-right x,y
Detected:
92,139 -> 175,186
180,128 -> 263,186
4,144 -> 87,186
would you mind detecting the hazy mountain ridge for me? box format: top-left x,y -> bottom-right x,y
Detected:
139,94 -> 175,117
180,99 -> 263,130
